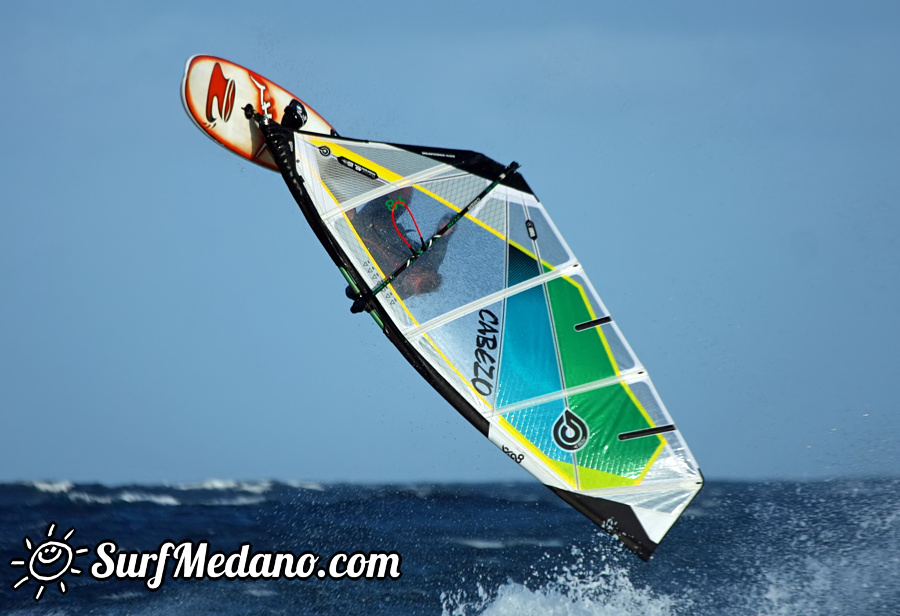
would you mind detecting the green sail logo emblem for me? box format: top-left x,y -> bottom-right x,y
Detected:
552,410 -> 589,452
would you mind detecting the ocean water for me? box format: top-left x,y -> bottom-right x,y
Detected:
0,479 -> 896,615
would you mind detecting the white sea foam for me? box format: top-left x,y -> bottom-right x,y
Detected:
175,479 -> 273,493
456,539 -> 506,549
749,549 -> 898,616
176,478 -> 237,491
67,491 -> 180,506
442,546 -> 682,616
244,588 -> 278,597
30,481 -> 73,493
6,608 -> 74,616
118,491 -> 180,506
101,591 -> 145,601
209,496 -> 266,506
285,480 -> 326,491
68,491 -> 114,505
455,538 -> 564,550
399,485 -> 435,499
442,560 -> 680,616
741,484 -> 900,616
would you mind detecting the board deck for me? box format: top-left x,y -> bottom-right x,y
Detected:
181,55 -> 334,171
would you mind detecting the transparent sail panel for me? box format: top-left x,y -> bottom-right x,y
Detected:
409,334 -> 491,414
341,178 -> 506,324
623,379 -> 672,427
526,203 -> 575,271
340,142 -> 444,178
419,173 -> 491,211
625,379 -> 702,481
605,488 -> 699,516
294,137 -> 339,214
506,197 -> 574,274
468,196 -> 508,239
327,213 -> 414,329
317,153 -> 386,204
420,299 -> 506,409
641,443 -> 701,483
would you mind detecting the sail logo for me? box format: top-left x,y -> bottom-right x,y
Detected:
338,157 -> 378,180
205,62 -> 236,125
553,410 -> 589,452
470,309 -> 499,396
501,445 -> 524,464
9,522 -> 89,601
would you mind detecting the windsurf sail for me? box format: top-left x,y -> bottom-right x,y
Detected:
249,110 -> 703,560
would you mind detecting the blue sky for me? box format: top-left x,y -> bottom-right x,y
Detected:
1,1 -> 898,484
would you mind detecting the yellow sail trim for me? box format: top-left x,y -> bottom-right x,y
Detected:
575,465 -> 640,489
308,138 -> 406,184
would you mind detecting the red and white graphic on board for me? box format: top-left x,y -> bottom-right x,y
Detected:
181,55 -> 333,171
204,62 -> 236,125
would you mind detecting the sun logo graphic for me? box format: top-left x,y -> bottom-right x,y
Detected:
9,522 -> 89,601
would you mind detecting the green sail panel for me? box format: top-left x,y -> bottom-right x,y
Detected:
568,385 -> 663,489
546,273 -> 619,385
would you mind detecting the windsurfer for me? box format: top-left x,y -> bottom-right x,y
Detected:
347,187 -> 455,298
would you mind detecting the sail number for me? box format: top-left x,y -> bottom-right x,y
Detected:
471,309 -> 498,396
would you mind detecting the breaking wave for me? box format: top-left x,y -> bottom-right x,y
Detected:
28,480 -> 73,493
442,548 -> 681,616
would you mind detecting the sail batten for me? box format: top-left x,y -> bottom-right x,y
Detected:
486,370 -> 648,417
321,163 -> 457,222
